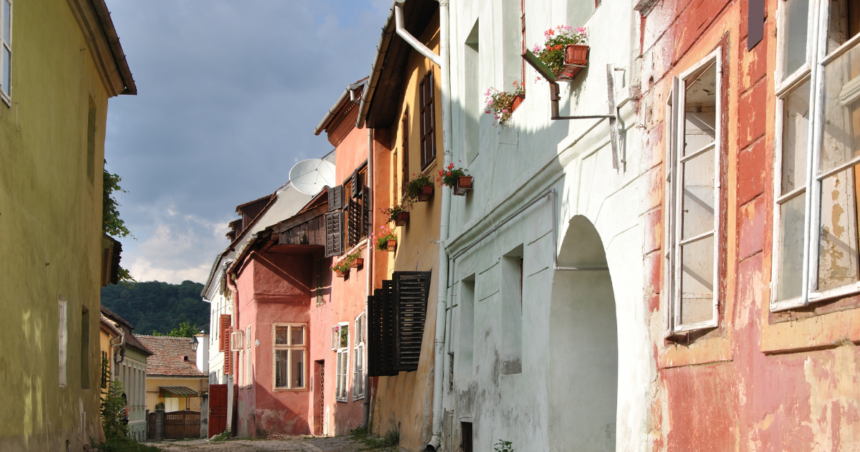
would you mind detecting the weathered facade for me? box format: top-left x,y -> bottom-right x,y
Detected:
0,0 -> 135,449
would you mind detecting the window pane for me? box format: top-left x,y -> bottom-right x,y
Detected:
2,47 -> 9,96
682,62 -> 717,156
291,326 -> 304,346
818,39 -> 860,175
355,317 -> 362,343
339,325 -> 349,349
3,0 -> 9,44
826,0 -> 860,54
681,149 -> 716,239
777,194 -> 807,301
781,79 -> 811,194
817,167 -> 860,291
275,350 -> 288,388
290,350 -> 304,388
275,327 -> 288,345
680,235 -> 714,325
783,0 -> 810,77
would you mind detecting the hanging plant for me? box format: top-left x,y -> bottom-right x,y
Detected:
382,205 -> 410,226
405,173 -> 435,202
332,257 -> 352,277
371,225 -> 397,252
532,25 -> 588,80
437,162 -> 472,196
484,81 -> 525,126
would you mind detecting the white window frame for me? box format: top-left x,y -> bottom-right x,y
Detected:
664,48 -> 723,335
272,323 -> 307,391
353,312 -> 365,400
58,296 -> 67,387
0,0 -> 11,104
334,321 -> 349,402
771,0 -> 860,311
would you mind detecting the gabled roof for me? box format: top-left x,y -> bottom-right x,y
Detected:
100,306 -> 154,356
137,336 -> 207,378
356,0 -> 439,129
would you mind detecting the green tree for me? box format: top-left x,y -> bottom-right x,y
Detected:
153,321 -> 199,338
103,163 -> 134,282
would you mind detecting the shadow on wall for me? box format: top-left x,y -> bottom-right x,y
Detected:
549,215 -> 618,452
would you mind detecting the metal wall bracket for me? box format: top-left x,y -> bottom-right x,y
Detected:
522,50 -> 621,169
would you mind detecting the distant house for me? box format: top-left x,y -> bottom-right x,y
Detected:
99,306 -> 153,442
138,336 -> 208,413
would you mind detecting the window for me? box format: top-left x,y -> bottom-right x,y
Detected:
345,166 -> 370,248
334,322 -> 349,402
464,20 -> 480,165
456,276 -> 475,379
273,324 -> 306,390
353,313 -> 365,400
81,306 -> 90,389
461,422 -> 473,452
772,0 -> 860,311
501,248 -> 523,374
665,49 -> 723,335
59,297 -> 67,387
419,71 -> 436,169
0,0 -> 10,102
325,185 -> 345,257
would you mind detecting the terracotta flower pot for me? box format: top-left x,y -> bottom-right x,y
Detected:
453,176 -> 473,196
387,239 -> 397,252
395,211 -> 410,226
556,44 -> 589,80
350,257 -> 363,268
511,94 -> 525,113
416,184 -> 434,202
335,269 -> 348,278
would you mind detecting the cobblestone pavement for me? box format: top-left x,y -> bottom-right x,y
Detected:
146,435 -> 371,452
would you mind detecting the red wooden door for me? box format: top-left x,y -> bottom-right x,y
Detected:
208,384 -> 228,437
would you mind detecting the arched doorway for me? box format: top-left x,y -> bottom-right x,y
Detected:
548,216 -> 618,451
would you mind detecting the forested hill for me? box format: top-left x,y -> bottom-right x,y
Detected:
101,280 -> 210,336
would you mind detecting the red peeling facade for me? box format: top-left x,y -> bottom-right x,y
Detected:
642,0 -> 860,450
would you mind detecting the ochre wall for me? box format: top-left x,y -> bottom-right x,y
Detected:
144,377 -> 207,413
371,11 -> 443,451
643,0 -> 860,450
0,0 -> 117,450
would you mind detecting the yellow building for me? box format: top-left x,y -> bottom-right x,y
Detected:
356,1 -> 443,449
0,0 -> 135,450
137,336 -> 208,414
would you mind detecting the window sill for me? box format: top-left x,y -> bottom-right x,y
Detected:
273,387 -> 308,393
352,394 -> 365,401
761,305 -> 860,354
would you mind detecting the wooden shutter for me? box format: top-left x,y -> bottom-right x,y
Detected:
348,198 -> 360,247
401,113 -> 409,196
219,315 -> 231,352
327,185 -> 344,212
325,211 -> 344,257
367,290 -> 381,377
381,280 -> 399,376
362,187 -> 371,238
351,171 -> 361,199
420,72 -> 436,169
394,271 -> 431,372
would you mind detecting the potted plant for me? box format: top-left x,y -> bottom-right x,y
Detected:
406,173 -> 434,202
372,225 -> 397,252
438,162 -> 472,196
484,81 -> 525,126
532,25 -> 588,80
348,250 -> 363,268
332,257 -> 351,277
382,205 -> 410,226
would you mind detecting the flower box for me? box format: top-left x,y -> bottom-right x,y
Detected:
556,44 -> 589,80
511,94 -> 525,113
395,211 -> 410,226
335,269 -> 348,278
350,257 -> 364,268
416,184 -> 434,202
453,176 -> 473,196
387,239 -> 397,252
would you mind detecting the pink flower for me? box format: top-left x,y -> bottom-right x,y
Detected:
502,109 -> 508,114
533,45 -> 541,52
576,27 -> 587,35
564,25 -> 573,31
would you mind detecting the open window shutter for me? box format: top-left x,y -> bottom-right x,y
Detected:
224,349 -> 233,375
328,185 -> 344,212
393,271 -> 431,372
351,171 -> 360,199
219,314 -> 231,352
665,76 -> 680,338
362,187 -> 371,238
348,198 -> 360,247
382,280 -> 398,376
325,211 -> 344,257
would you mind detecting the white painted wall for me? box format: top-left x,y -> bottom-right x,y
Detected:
441,0 -> 650,451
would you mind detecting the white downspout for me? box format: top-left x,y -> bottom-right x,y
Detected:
428,0 -> 451,450
394,1 -> 443,67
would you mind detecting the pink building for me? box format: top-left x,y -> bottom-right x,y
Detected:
226,80 -> 373,437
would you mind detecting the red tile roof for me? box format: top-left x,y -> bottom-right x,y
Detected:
137,336 -> 207,378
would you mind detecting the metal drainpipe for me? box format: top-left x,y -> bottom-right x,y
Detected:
426,0 -> 451,450
394,1 -> 442,67
362,126 -> 373,429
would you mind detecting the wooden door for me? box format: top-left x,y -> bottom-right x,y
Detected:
208,384 -> 228,437
314,360 -> 325,435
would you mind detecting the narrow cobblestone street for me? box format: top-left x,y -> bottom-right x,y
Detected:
146,436 -> 371,452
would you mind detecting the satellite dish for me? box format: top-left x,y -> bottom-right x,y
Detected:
289,159 -> 336,196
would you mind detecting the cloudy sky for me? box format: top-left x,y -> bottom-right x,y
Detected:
104,0 -> 390,284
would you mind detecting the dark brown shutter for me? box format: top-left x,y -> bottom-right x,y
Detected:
219,314 -> 231,352
394,271 -> 431,372
401,112 -> 410,197
325,211 -> 344,257
351,171 -> 360,199
420,72 -> 436,169
382,280 -> 398,376
362,187 -> 371,238
328,185 -> 344,212
348,198 -> 360,247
